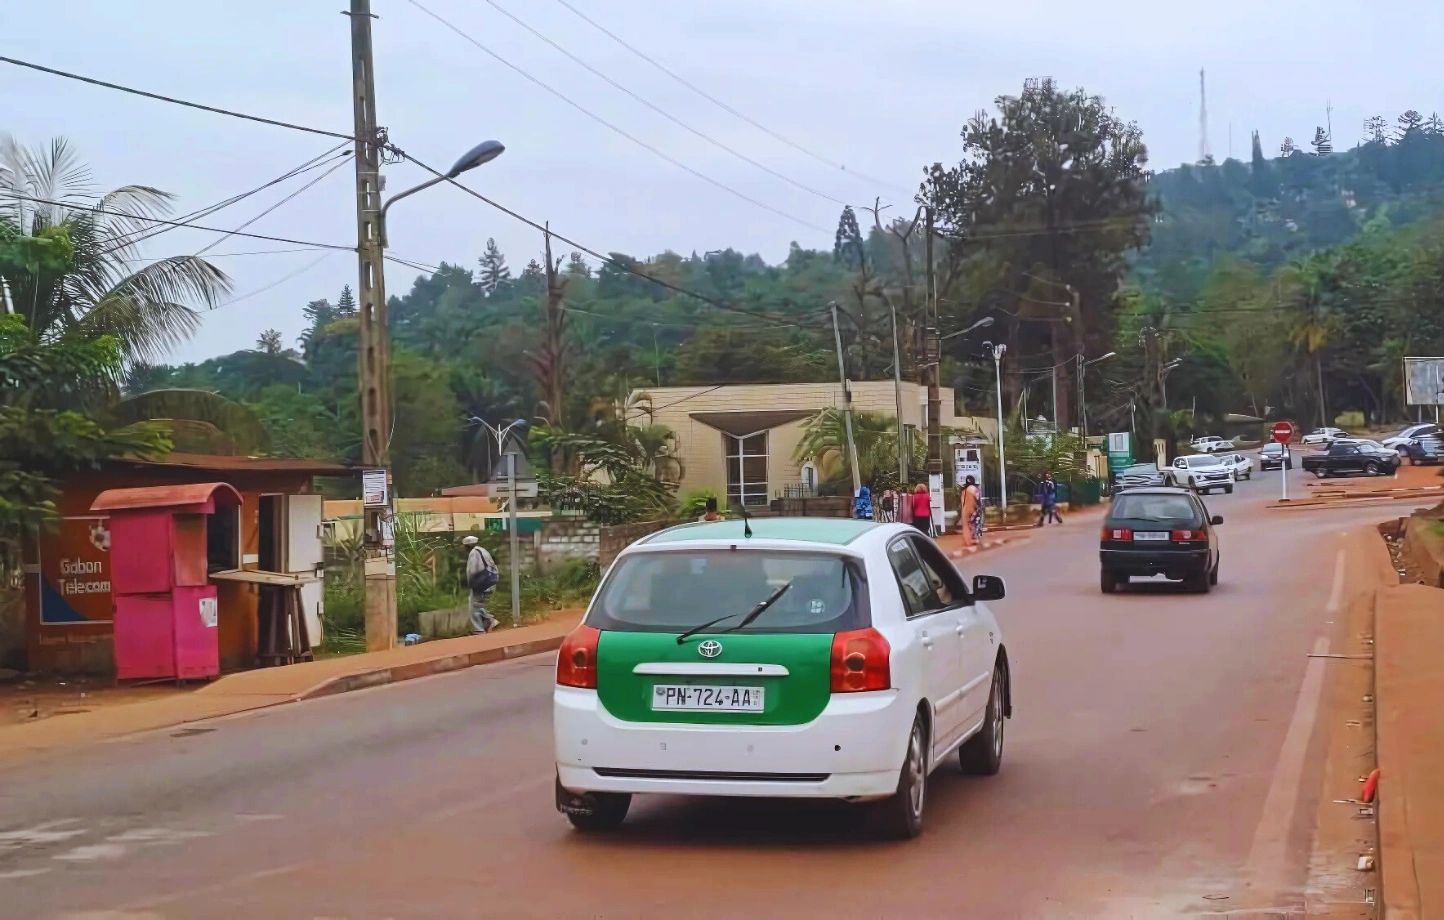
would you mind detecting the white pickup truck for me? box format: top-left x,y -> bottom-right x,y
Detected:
1167,454 -> 1235,494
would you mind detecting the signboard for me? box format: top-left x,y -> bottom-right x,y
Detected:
1106,432 -> 1134,476
362,469 -> 389,508
952,444 -> 983,489
927,472 -> 945,534
485,481 -> 539,499
1271,420 -> 1296,444
39,516 -> 113,625
1404,357 -> 1444,406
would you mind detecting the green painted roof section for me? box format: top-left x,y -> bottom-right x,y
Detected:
643,517 -> 878,546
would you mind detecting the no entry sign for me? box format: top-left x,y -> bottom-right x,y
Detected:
1271,421 -> 1296,444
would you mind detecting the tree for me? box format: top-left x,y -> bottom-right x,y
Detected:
0,135 -> 230,362
795,409 -> 923,491
1364,116 -> 1390,145
478,238 -> 510,296
1397,110 -> 1425,140
565,252 -> 591,277
922,78 -> 1154,429
833,205 -> 864,269
256,329 -> 285,355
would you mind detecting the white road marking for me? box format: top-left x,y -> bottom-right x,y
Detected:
1324,549 -> 1347,613
0,820 -> 87,851
54,843 -> 127,862
1243,635 -> 1331,893
0,868 -> 52,880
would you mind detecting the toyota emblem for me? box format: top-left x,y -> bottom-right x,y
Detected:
697,639 -> 723,658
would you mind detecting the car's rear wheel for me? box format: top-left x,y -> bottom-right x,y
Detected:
559,779 -> 631,832
1186,568 -> 1211,593
874,713 -> 927,839
960,662 -> 1007,776
1101,568 -> 1118,594
1210,558 -> 1220,585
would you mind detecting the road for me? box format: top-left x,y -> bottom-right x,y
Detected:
0,467 -> 1403,918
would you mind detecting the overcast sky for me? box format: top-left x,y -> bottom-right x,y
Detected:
6,0 -> 1441,364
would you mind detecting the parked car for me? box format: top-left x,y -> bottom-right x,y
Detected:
1166,454 -> 1235,494
554,518 -> 1010,839
1402,435 -> 1444,465
1380,423 -> 1441,451
1219,453 -> 1253,480
1259,441 -> 1293,471
1099,488 -> 1222,594
1189,435 -> 1235,453
1300,440 -> 1402,477
1301,427 -> 1348,446
1334,438 -> 1400,456
1115,463 -> 1168,492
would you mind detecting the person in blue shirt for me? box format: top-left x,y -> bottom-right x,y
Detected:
1036,471 -> 1063,526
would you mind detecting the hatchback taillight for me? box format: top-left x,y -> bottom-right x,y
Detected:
557,625 -> 601,688
1101,526 -> 1132,542
830,628 -> 891,692
1171,527 -> 1207,542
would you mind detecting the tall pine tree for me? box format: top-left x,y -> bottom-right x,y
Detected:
478,238 -> 510,296
832,205 -> 864,269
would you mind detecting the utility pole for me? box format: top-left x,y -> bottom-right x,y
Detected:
890,302 -> 907,487
348,0 -> 396,652
924,209 -> 942,481
829,302 -> 861,495
989,343 -> 1008,510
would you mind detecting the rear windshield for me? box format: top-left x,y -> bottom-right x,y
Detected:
1110,494 -> 1200,522
589,549 -> 868,634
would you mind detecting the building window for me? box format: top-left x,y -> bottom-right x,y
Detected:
725,432 -> 769,507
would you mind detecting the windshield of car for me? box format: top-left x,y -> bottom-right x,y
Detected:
1110,494 -> 1200,522
1184,455 -> 1222,467
1262,443 -> 1284,454
589,549 -> 868,633
1122,465 -> 1158,477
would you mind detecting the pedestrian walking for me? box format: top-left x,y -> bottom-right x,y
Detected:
878,488 -> 896,523
463,535 -> 500,634
853,484 -> 874,520
1036,471 -> 1064,526
910,483 -> 933,535
961,475 -> 984,547
698,496 -> 724,522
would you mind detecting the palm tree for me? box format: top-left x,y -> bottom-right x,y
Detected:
795,409 -> 923,490
0,135 -> 230,362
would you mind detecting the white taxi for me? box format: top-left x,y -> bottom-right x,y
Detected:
553,518 -> 1011,839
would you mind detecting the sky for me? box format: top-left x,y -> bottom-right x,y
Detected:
5,0 -> 1442,364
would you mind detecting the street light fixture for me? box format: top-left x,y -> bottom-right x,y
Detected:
983,341 -> 1009,511
379,139 -> 505,244
941,316 -> 996,341
1078,351 -> 1117,438
470,416 -> 528,627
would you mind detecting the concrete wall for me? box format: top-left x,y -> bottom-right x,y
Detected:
536,519 -> 601,574
599,521 -> 672,569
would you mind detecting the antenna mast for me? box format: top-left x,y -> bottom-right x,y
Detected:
1198,68 -> 1212,163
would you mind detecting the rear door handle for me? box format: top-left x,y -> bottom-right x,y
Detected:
920,632 -> 932,649
955,624 -> 966,636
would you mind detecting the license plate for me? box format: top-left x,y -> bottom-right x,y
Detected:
1132,531 -> 1170,541
651,684 -> 765,711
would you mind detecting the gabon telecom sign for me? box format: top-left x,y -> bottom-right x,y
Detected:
39,516 -> 113,625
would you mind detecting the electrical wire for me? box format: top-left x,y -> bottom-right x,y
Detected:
478,0 -> 851,208
404,0 -> 830,234
0,55 -> 354,141
193,154 -> 352,256
550,0 -> 912,198
208,253 -> 335,311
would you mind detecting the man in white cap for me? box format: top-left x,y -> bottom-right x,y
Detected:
463,535 -> 499,633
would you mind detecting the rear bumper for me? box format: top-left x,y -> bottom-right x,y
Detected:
554,686 -> 910,800
1100,547 -> 1209,578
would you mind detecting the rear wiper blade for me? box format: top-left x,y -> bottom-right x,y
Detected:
719,580 -> 794,636
676,611 -> 744,645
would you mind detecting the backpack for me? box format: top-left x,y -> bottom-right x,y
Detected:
468,555 -> 500,594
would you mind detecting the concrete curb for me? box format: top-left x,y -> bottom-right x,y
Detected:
296,635 -> 566,701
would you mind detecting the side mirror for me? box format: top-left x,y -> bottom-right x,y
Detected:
972,574 -> 1005,602
1210,515 -> 1224,526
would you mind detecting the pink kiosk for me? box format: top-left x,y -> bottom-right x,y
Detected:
90,483 -> 242,681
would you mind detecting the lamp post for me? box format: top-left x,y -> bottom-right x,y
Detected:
471,417 -> 528,627
985,341 -> 1009,510
1078,351 -> 1116,438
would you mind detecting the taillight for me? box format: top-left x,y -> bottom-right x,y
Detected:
1101,527 -> 1132,541
1171,527 -> 1207,542
830,628 -> 891,692
556,625 -> 600,688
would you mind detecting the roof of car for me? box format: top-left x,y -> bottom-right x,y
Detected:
642,517 -> 880,547
1111,486 -> 1192,496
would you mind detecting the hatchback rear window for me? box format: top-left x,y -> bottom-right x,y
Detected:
590,550 -> 869,634
1110,494 -> 1199,522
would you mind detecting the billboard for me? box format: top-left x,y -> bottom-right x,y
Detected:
1404,357 -> 1444,406
39,516 -> 113,625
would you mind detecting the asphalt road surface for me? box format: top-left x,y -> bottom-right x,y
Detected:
0,469 -> 1402,918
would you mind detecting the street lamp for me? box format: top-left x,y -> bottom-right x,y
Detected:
380,140 -> 505,245
469,416 -> 528,627
1160,357 -> 1184,410
1077,352 -> 1116,438
983,341 -> 1009,511
940,316 -> 996,341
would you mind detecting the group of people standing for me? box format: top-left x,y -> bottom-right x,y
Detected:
858,477 -> 988,547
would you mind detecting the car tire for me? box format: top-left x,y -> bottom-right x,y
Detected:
874,713 -> 928,840
1185,569 -> 1210,593
1224,485 -> 1233,494
1101,569 -> 1117,594
559,781 -> 631,832
960,661 -> 1007,777
1363,461 -> 1380,476
1210,558 -> 1219,585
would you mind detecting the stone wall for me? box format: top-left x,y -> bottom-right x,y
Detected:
770,496 -> 852,518
536,519 -> 601,574
599,520 -> 672,569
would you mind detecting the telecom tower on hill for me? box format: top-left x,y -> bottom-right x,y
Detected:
1198,69 -> 1212,163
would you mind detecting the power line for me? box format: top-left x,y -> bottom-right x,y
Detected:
209,253 -> 335,311
0,55 -> 354,141
479,0 -> 851,208
550,0 -> 913,198
404,0 -> 830,234
395,151 -> 826,329
194,154 -> 352,256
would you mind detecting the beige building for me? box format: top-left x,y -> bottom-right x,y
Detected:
630,381 -> 997,507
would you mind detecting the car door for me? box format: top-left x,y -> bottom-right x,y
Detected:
885,538 -> 964,759
1335,445 -> 1363,474
909,536 -> 993,733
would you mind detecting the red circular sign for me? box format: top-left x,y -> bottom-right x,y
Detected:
1271,421 -> 1296,444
